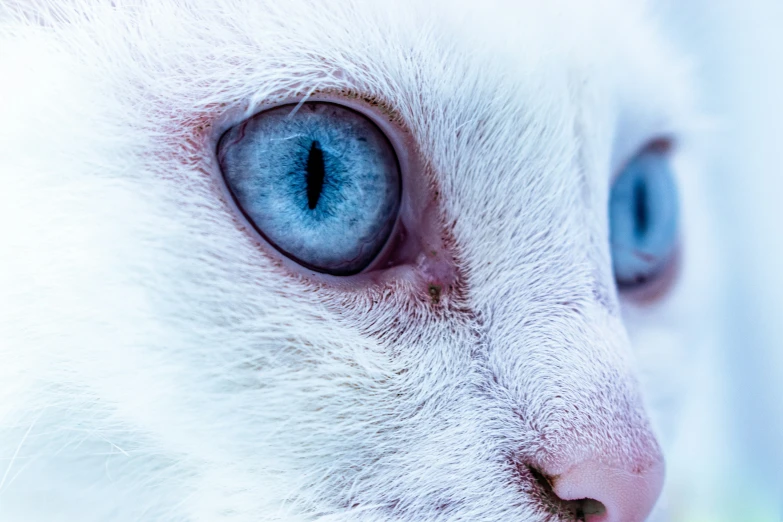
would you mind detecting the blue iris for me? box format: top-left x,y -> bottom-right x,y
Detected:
218,102 -> 401,275
609,148 -> 679,287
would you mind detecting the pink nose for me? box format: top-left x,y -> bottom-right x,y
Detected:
550,458 -> 665,522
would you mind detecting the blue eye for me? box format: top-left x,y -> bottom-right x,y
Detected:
218,102 -> 401,275
609,147 -> 679,288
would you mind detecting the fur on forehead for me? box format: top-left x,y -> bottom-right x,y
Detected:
0,1 -> 694,521
14,0 -> 692,139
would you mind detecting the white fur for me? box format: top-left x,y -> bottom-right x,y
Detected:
0,1 -> 714,520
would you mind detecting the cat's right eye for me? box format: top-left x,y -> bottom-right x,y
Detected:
217,102 -> 402,276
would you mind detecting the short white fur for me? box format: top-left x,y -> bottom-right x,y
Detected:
0,1 -> 715,521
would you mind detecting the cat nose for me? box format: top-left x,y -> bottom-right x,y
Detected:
549,457 -> 664,522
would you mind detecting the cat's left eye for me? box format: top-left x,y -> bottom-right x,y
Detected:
217,102 -> 401,275
609,144 -> 679,290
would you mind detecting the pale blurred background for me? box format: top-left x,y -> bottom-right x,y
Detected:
664,1 -> 782,520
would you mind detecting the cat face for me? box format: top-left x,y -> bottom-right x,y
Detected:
0,1 -> 709,521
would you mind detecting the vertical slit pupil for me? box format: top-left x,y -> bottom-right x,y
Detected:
306,140 -> 326,210
633,178 -> 649,239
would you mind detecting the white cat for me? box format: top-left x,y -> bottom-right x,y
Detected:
0,1 -> 719,521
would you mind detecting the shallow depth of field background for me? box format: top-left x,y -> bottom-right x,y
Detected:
666,1 -> 781,520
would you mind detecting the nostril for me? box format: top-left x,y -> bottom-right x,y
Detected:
550,459 -> 665,522
576,498 -> 607,520
525,464 -> 607,521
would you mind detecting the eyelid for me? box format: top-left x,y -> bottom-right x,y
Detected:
611,137 -> 676,186
208,89 -> 406,142
618,244 -> 681,305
